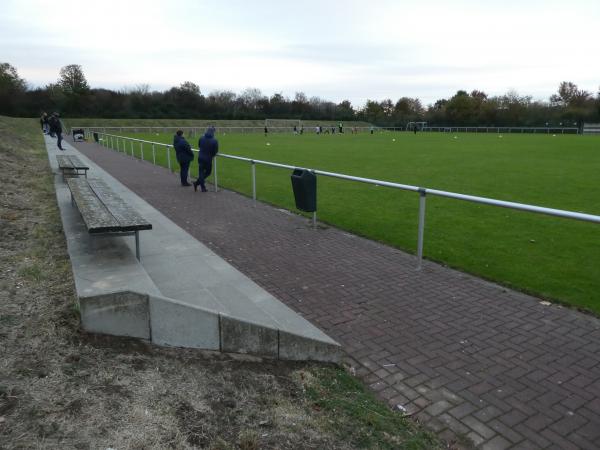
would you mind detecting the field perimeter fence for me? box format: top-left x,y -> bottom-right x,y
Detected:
87,130 -> 600,269
77,125 -> 580,136
78,125 -> 374,136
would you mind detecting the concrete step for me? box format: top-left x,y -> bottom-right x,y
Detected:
46,136 -> 340,362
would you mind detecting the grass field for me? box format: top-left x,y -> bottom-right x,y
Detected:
107,129 -> 600,314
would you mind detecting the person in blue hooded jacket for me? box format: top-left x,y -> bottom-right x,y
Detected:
173,130 -> 194,186
193,127 -> 219,192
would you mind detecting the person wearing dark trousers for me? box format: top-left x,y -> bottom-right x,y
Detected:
173,130 -> 194,186
48,114 -> 56,137
42,113 -> 49,134
194,127 -> 219,192
49,113 -> 64,150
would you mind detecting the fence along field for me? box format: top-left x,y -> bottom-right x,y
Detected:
94,128 -> 600,314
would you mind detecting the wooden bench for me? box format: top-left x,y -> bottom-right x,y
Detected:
66,178 -> 152,260
57,155 -> 89,180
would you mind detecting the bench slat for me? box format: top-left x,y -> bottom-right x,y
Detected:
67,178 -> 120,232
66,155 -> 89,170
87,180 -> 152,231
56,155 -> 75,169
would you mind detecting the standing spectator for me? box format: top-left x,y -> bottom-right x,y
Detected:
173,130 -> 194,186
293,125 -> 297,134
42,113 -> 49,134
193,127 -> 219,193
49,113 -> 65,150
48,114 -> 56,137
40,113 -> 46,133
413,125 -> 418,135
300,125 -> 304,135
264,126 -> 268,137
339,122 -> 343,133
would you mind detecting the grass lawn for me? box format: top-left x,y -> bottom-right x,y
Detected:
106,129 -> 600,314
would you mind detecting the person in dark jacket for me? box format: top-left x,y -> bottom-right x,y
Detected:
193,127 -> 219,192
173,130 -> 194,186
49,113 -> 64,150
42,113 -> 49,134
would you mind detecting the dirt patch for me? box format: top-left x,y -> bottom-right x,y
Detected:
0,117 -> 442,449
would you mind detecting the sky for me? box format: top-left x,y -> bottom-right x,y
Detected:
1,0 -> 598,107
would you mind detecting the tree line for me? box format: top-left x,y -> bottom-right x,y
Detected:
1,63 -> 599,127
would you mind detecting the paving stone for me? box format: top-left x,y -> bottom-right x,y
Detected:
449,402 -> 479,420
481,435 -> 512,450
462,415 -> 496,440
72,138 -> 600,450
425,400 -> 453,417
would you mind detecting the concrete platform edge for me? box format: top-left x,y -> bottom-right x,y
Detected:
80,290 -> 341,361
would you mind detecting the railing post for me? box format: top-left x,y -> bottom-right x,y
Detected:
214,157 -> 218,192
251,161 -> 256,205
167,146 -> 171,171
110,136 -> 114,149
312,170 -> 317,229
417,188 -> 427,270
152,144 -> 156,164
140,142 -> 144,161
130,140 -> 134,157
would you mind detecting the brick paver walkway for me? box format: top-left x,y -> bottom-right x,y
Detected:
70,139 -> 600,449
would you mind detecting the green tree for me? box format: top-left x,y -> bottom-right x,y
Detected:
393,97 -> 424,125
0,62 -> 27,115
445,90 -> 476,125
58,64 -> 89,94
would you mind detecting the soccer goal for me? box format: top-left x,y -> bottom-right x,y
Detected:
406,121 -> 427,131
265,118 -> 302,131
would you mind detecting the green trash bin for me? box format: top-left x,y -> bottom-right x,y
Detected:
291,169 -> 317,212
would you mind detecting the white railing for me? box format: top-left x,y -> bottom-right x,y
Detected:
91,131 -> 600,269
77,125 -> 581,136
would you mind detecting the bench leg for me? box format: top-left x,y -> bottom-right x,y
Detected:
135,231 -> 140,261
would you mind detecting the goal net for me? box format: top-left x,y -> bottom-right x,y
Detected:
406,121 -> 427,131
264,118 -> 302,129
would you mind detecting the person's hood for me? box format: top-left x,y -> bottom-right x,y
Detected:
204,127 -> 215,138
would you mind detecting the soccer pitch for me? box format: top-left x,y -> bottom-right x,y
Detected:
113,130 -> 600,313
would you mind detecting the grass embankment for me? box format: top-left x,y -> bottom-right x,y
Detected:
110,130 -> 600,314
0,115 -> 441,449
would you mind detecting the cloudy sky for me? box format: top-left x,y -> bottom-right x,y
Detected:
1,0 -> 598,106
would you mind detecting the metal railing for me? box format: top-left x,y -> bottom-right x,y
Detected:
420,126 -> 579,134
77,125 -> 581,137
92,131 -> 600,269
